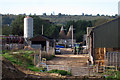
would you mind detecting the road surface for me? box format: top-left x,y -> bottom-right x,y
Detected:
47,48 -> 90,76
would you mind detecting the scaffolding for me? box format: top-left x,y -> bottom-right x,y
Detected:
1,35 -> 24,50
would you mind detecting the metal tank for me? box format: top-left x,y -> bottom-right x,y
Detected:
24,16 -> 33,39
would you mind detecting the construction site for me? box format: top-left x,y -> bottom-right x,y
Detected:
1,15 -> 120,80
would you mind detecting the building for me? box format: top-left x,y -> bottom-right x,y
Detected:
0,14 -> 2,51
0,14 -> 2,28
57,26 -> 76,48
59,26 -> 66,39
30,35 -> 54,53
87,17 -> 120,66
118,1 -> 120,15
2,35 -> 24,50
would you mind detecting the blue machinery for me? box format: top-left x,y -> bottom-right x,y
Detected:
37,62 -> 49,72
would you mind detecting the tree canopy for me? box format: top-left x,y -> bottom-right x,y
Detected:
2,14 -> 110,42
65,20 -> 92,42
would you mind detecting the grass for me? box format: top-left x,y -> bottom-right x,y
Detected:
47,69 -> 71,76
41,52 -> 56,60
2,50 -> 40,72
2,50 -> 56,72
45,55 -> 56,60
102,70 -> 120,79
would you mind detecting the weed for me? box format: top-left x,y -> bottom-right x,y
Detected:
103,70 -> 120,79
2,50 -> 56,73
47,69 -> 71,76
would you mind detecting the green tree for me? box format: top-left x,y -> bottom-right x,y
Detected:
44,25 -> 56,37
2,14 -> 15,25
2,26 -> 12,35
11,15 -> 25,36
65,20 -> 92,42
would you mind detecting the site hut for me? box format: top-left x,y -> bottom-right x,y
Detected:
30,35 -> 54,53
87,17 -> 120,67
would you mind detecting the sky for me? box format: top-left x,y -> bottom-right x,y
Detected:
0,0 -> 119,15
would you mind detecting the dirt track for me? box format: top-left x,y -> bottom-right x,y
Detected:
47,54 -> 89,67
47,48 -> 89,76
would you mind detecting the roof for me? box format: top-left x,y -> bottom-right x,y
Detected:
25,16 -> 32,19
59,26 -> 66,39
92,17 -> 120,48
93,17 -> 120,30
67,30 -> 72,39
30,35 -> 49,41
67,26 -> 76,39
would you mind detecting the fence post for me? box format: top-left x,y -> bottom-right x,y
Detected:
39,49 -> 41,63
34,51 -> 36,65
104,48 -> 106,66
116,53 -> 118,71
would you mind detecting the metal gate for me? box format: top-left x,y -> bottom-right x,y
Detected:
105,52 -> 120,67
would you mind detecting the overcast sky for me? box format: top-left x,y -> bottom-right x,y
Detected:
0,0 -> 119,15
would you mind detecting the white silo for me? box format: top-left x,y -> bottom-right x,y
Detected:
24,16 -> 33,39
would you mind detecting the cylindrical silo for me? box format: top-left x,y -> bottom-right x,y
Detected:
24,16 -> 33,39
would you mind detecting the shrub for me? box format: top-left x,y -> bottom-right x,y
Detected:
47,69 -> 71,76
104,71 -> 120,79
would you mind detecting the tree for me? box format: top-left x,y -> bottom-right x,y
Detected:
2,26 -> 12,35
58,13 -> 62,16
43,13 -> 46,16
82,13 -> 84,16
65,20 -> 92,42
2,15 -> 15,25
97,14 -> 100,16
30,15 -> 56,37
44,25 -> 56,37
11,15 -> 25,36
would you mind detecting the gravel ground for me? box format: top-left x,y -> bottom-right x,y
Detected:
47,48 -> 90,76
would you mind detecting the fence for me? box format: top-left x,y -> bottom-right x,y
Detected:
3,44 -> 24,50
2,36 -> 24,50
47,65 -> 70,72
105,52 -> 120,67
48,47 -> 55,55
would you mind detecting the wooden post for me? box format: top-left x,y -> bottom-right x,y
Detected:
104,48 -> 106,65
116,53 -> 118,71
40,49 -> 41,63
103,48 -> 106,72
99,48 -> 101,59
34,54 -> 35,65
34,51 -> 36,65
113,53 -> 114,66
110,52 -> 111,66
107,52 -> 108,66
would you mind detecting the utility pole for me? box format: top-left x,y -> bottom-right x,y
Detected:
71,25 -> 73,48
71,25 -> 75,48
42,24 -> 43,35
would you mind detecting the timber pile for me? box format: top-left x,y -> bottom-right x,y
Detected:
94,48 -> 120,72
95,48 -> 106,65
